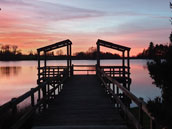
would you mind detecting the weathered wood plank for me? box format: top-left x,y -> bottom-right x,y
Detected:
33,75 -> 128,128
32,125 -> 127,129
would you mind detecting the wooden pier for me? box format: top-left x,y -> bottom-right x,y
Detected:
0,39 -> 158,129
33,75 -> 127,129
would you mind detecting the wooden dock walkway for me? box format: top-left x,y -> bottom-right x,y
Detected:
0,40 -> 158,129
33,75 -> 127,129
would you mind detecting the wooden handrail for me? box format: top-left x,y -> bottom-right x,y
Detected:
99,74 -> 142,129
73,65 -> 96,67
97,67 -> 156,129
0,82 -> 45,114
0,66 -> 69,129
99,68 -> 154,119
71,65 -> 96,75
38,66 -> 68,69
100,66 -> 129,68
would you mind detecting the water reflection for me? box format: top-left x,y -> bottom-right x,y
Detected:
0,66 -> 21,77
0,64 -> 37,106
0,60 -> 161,105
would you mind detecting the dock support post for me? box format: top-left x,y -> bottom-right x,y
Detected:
37,51 -> 41,84
69,44 -> 72,76
11,98 -> 17,115
42,51 -> 47,109
127,50 -> 130,90
31,88 -> 35,107
67,45 -> 70,77
122,51 -> 125,78
97,43 -> 100,68
37,51 -> 41,108
139,103 -> 143,127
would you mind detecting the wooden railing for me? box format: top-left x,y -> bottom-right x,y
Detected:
38,66 -> 68,83
72,65 -> 96,75
100,66 -> 129,78
97,67 -> 158,129
0,66 -> 69,129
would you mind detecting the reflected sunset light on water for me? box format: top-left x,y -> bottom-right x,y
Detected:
0,60 -> 161,105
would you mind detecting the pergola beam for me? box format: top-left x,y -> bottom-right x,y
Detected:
37,39 -> 72,52
37,39 -> 72,85
96,39 -> 130,52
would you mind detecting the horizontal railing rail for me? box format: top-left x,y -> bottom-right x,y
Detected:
72,65 -> 96,75
97,67 -> 158,129
100,65 -> 130,78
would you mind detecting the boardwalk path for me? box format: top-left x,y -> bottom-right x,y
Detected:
33,75 -> 128,129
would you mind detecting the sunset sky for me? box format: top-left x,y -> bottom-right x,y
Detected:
0,0 -> 171,56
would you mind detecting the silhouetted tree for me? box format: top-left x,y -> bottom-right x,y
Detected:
12,45 -> 18,55
56,49 -> 63,56
147,45 -> 172,128
148,42 -> 154,58
136,42 -> 168,59
146,3 -> 172,128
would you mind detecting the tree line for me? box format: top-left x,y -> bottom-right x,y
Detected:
136,42 -> 169,59
1,42 -> 171,61
0,45 -> 121,61
0,44 -> 38,60
146,44 -> 172,129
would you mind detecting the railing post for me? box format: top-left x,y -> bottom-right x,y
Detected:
37,51 -> 41,85
110,68 -> 112,77
42,83 -> 47,109
139,103 -> 143,127
47,67 -> 50,100
71,65 -> 74,76
97,42 -> 100,67
31,88 -> 35,107
37,86 -> 41,102
116,86 -> 119,108
11,98 -> 17,115
150,119 -> 156,129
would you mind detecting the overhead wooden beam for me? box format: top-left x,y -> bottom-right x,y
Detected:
97,43 -> 100,67
37,39 -> 72,52
97,39 -> 130,51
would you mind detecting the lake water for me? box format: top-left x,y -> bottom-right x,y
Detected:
0,60 -> 161,106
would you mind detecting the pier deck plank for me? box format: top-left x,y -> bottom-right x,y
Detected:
33,75 -> 128,129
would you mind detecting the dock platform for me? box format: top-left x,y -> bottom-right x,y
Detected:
33,75 -> 128,129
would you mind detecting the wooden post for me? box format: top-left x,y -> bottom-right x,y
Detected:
150,119 -> 156,129
112,84 -> 115,94
37,51 -> 41,107
42,85 -> 47,109
11,98 -> 17,115
43,51 -> 47,83
139,103 -> 143,127
47,67 -> 50,100
37,82 -> 41,106
122,51 -> 125,78
71,65 -> 74,76
97,43 -> 100,67
69,44 -> 72,76
67,45 -> 69,76
127,50 -> 130,78
127,50 -> 130,90
42,51 -> 47,109
44,51 -> 47,69
31,88 -> 35,107
37,51 -> 41,84
116,86 -> 119,108
110,68 -> 111,77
